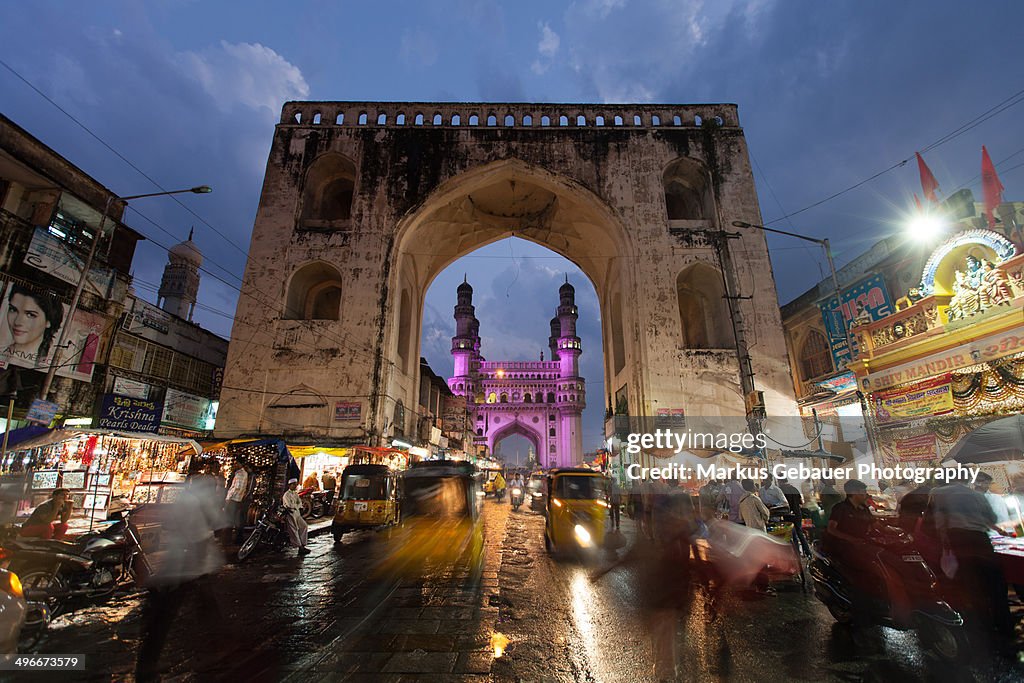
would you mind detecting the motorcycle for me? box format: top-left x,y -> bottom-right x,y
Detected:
810,524 -> 967,663
0,507 -> 152,625
510,487 -> 524,511
237,504 -> 290,561
298,488 -> 331,519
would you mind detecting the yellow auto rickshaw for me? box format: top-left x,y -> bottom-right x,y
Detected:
543,468 -> 609,555
332,464 -> 399,543
377,462 -> 483,579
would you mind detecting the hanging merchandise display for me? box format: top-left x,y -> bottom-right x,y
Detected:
2,428 -> 200,520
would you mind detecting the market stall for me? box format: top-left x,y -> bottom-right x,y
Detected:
4,428 -> 200,522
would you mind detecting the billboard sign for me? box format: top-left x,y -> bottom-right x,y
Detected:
0,282 -> 106,382
817,274 -> 894,368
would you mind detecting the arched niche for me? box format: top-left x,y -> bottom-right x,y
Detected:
663,157 -> 712,222
676,263 -> 735,349
300,153 -> 357,230
284,261 -> 343,320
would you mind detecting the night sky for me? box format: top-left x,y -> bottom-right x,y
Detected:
2,2 -> 1021,450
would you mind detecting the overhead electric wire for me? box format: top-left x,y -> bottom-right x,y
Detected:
764,86 -> 1024,225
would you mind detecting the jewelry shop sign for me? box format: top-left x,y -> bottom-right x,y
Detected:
97,394 -> 162,433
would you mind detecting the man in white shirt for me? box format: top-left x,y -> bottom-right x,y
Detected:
759,475 -> 787,509
282,478 -> 310,555
224,464 -> 251,544
974,472 -> 1011,526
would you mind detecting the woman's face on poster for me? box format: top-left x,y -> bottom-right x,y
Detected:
7,292 -> 50,353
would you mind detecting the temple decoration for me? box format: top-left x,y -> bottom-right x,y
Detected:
919,228 -> 1015,296
946,254 -> 1014,320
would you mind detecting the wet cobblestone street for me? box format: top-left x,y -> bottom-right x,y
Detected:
17,500 -> 1024,682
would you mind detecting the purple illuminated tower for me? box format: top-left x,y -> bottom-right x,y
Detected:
447,279 -> 585,467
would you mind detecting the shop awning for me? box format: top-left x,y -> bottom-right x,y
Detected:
1,424 -> 52,449
943,414 -> 1024,464
9,429 -> 201,454
288,445 -> 351,459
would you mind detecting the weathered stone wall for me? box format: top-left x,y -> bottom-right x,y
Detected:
216,102 -> 797,443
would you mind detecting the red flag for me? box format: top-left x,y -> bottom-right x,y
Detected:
913,193 -> 923,212
981,145 -> 1005,229
916,152 -> 940,203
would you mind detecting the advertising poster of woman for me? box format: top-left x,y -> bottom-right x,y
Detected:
0,282 -> 65,371
0,282 -> 105,382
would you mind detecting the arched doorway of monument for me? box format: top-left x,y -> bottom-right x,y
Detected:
382,159 -> 637,468
416,236 -> 605,469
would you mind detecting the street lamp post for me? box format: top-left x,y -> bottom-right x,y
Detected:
731,220 -> 855,368
38,185 -> 212,401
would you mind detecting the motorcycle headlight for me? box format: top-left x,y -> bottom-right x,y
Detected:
2,571 -> 24,599
574,524 -> 592,548
512,488 -> 522,496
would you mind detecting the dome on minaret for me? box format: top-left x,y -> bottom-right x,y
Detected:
457,279 -> 473,294
169,228 -> 203,267
559,279 -> 574,296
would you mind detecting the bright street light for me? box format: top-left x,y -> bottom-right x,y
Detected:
906,212 -> 945,241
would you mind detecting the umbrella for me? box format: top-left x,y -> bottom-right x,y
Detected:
943,414 -> 1024,464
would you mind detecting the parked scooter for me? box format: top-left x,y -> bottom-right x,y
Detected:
810,524 -> 967,663
237,504 -> 290,561
510,486 -> 524,511
0,507 -> 152,625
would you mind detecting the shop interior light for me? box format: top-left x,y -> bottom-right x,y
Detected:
391,439 -> 412,449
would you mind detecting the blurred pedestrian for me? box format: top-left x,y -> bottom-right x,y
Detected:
698,479 -> 722,520
135,474 -> 228,682
608,477 -> 622,530
321,469 -> 337,508
930,474 -> 1012,642
223,463 -> 252,544
892,478 -> 913,504
897,480 -> 935,535
302,471 -> 320,490
738,479 -> 769,532
973,472 -> 1011,526
778,477 -> 811,556
758,475 -> 786,509
283,478 -> 310,555
818,477 -> 843,522
721,476 -> 745,524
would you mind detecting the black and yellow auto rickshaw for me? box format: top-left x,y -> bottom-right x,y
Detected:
543,468 -> 608,555
377,461 -> 483,578
331,464 -> 400,543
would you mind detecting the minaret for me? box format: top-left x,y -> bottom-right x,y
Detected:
548,317 -> 560,362
556,278 -> 584,466
450,278 -> 476,396
158,228 -> 202,321
557,279 -> 581,378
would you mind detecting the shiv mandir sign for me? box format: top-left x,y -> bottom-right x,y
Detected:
859,324 -> 1024,392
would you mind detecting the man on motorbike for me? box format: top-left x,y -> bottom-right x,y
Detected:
20,488 -> 72,539
822,480 -> 877,594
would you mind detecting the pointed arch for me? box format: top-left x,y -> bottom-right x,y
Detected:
677,263 -> 734,349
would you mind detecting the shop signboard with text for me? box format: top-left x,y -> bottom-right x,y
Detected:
161,388 -> 213,431
334,401 -> 361,421
98,394 -> 162,433
860,324 -> 1024,392
818,274 -> 894,368
873,374 -> 954,424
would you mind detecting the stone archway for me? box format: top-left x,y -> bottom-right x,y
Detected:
215,103 -> 798,448
378,159 -> 632,443
487,419 -> 544,466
